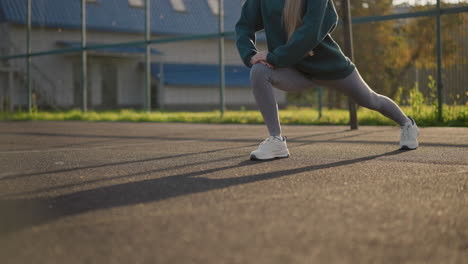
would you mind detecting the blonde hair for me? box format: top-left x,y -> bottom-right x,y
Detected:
283,0 -> 304,41
283,0 -> 314,56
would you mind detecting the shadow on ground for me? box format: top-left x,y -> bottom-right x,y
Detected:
0,149 -> 405,235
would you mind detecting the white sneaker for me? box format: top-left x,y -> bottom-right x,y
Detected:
400,116 -> 419,150
250,136 -> 290,160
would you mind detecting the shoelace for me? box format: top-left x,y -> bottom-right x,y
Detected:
401,124 -> 411,140
259,136 -> 282,147
259,137 -> 273,146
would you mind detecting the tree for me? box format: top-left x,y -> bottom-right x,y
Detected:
288,1 -> 463,108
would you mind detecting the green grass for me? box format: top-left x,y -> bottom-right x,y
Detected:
0,105 -> 466,127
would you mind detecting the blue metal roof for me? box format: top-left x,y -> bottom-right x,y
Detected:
0,0 -> 244,35
151,63 -> 251,87
57,41 -> 162,55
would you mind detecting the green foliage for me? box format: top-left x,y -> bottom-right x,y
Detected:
31,93 -> 39,114
393,86 -> 404,105
407,82 -> 425,114
397,75 -> 467,126
426,75 -> 439,119
1,105 -> 466,127
427,75 -> 437,105
3,75 -> 466,126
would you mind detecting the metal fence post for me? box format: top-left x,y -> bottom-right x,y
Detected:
81,0 -> 88,112
145,0 -> 151,112
218,0 -> 225,118
27,0 -> 32,112
341,0 -> 358,130
8,68 -> 14,111
436,0 -> 443,121
159,57 -> 165,110
318,87 -> 323,120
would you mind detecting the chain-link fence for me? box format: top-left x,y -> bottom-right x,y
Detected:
0,0 -> 466,119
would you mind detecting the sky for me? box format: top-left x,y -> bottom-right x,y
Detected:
392,0 -> 467,5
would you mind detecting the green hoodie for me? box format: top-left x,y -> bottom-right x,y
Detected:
235,0 -> 355,80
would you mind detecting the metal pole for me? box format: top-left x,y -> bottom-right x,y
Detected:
159,57 -> 165,110
436,0 -> 443,121
218,0 -> 225,117
341,0 -> 358,130
27,0 -> 32,112
145,0 -> 151,111
81,0 -> 88,112
8,69 -> 14,111
318,87 -> 323,120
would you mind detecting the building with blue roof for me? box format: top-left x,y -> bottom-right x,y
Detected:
0,0 -> 282,110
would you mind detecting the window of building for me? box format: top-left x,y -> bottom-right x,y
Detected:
129,0 -> 144,8
207,0 -> 220,15
170,0 -> 187,12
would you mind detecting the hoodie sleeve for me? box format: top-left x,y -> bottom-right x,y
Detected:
266,0 -> 334,68
235,0 -> 264,68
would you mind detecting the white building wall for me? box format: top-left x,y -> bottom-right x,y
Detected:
117,59 -> 145,106
5,24 -> 279,109
89,61 -> 102,106
9,26 -> 78,107
54,56 -> 74,106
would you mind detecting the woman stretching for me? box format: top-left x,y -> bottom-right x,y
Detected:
235,0 -> 419,160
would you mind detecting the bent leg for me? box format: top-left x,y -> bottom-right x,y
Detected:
250,64 -> 318,136
313,69 -> 408,126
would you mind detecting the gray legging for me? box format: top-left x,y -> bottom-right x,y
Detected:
250,63 -> 408,136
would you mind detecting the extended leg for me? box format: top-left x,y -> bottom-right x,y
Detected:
313,68 -> 408,126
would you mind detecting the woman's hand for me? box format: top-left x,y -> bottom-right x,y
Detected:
251,51 -> 275,69
251,51 -> 268,64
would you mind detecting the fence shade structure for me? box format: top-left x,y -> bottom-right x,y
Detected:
218,0 -> 225,118
145,0 -> 151,112
436,0 -> 443,121
26,0 -> 31,112
1,2 -> 467,122
340,0 -> 358,130
81,0 -> 87,112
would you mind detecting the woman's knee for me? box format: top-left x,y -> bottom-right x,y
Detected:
250,63 -> 273,83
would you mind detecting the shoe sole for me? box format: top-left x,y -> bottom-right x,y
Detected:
250,154 -> 290,161
400,145 -> 418,150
